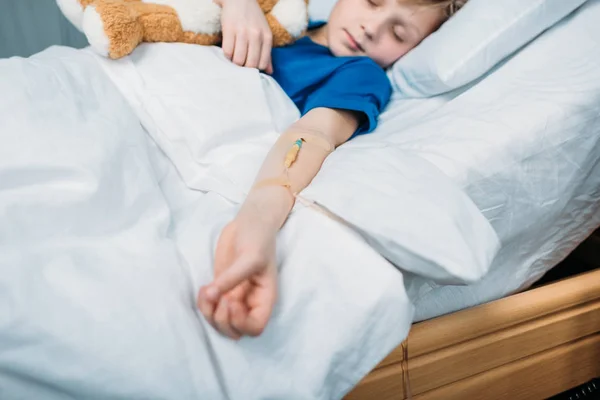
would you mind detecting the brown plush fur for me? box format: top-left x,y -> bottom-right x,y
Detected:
257,0 -> 279,13
261,0 -> 310,46
266,14 -> 293,47
73,0 -> 308,59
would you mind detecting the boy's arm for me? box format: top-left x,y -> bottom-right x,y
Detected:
243,107 -> 359,230
197,108 -> 359,339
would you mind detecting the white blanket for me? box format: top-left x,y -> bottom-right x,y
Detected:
0,44 -> 498,399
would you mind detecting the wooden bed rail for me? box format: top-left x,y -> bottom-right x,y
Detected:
345,267 -> 600,399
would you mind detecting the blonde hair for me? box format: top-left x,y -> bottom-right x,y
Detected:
414,0 -> 468,18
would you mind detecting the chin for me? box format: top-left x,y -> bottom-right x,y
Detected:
328,43 -> 345,57
329,40 -> 354,57
323,31 -> 345,56
332,48 -> 350,57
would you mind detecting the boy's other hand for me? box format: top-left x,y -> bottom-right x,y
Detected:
218,0 -> 274,74
197,212 -> 278,339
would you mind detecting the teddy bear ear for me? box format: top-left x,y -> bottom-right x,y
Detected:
57,0 -> 86,32
268,0 -> 311,41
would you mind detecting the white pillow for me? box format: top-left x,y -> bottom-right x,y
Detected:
300,145 -> 501,285
309,0 -> 589,97
392,0 -> 590,97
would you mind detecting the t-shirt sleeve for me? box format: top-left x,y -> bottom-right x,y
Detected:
302,59 -> 392,136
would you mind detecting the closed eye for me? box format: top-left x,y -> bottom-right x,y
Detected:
392,28 -> 404,42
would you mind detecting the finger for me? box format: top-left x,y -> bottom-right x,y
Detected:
226,280 -> 251,303
230,300 -> 250,333
265,60 -> 273,75
247,267 -> 278,311
258,34 -> 272,72
232,33 -> 249,66
245,31 -> 262,69
235,274 -> 277,337
245,42 -> 260,70
208,255 -> 260,299
214,298 -> 241,340
235,303 -> 272,337
197,286 -> 217,324
222,29 -> 235,60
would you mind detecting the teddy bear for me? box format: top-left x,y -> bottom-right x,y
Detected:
56,0 -> 309,59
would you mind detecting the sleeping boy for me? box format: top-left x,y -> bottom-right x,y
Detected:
197,0 -> 467,339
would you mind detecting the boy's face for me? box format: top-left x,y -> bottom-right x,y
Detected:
325,0 -> 445,68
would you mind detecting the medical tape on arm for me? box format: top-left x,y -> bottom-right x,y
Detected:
251,129 -> 356,225
252,130 -> 334,194
252,130 -> 380,249
281,130 -> 334,167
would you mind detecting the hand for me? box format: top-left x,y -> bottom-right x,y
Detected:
197,212 -> 278,339
217,0 -> 274,73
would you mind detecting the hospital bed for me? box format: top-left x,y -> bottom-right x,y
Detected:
347,235 -> 600,399
0,0 -> 599,399
345,0 -> 600,396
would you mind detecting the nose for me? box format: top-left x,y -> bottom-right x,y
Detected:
360,14 -> 386,41
360,23 -> 374,40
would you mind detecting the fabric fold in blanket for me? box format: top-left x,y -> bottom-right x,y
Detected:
94,43 -> 500,286
0,46 -> 416,400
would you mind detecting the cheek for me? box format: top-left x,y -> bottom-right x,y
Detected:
329,0 -> 359,24
370,41 -> 409,68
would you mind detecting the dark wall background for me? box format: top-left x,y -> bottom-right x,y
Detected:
0,0 -> 88,59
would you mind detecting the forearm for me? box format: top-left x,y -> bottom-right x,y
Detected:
237,108 -> 359,231
238,128 -> 330,231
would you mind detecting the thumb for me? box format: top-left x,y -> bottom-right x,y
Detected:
207,255 -> 260,300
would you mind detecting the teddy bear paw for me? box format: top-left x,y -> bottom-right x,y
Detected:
82,5 -> 111,57
57,0 -> 86,32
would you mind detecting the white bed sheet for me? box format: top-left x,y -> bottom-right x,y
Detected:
369,0 -> 600,321
0,46 -> 415,400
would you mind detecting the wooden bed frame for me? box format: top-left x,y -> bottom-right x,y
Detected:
346,230 -> 600,400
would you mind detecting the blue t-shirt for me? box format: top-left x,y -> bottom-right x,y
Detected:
271,23 -> 392,136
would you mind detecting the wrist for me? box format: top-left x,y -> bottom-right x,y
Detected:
238,186 -> 295,231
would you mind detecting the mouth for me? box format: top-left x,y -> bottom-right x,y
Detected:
343,30 -> 364,52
